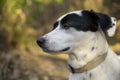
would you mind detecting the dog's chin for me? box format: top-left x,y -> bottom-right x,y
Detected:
42,47 -> 71,53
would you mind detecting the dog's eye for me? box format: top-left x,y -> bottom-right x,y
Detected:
53,22 -> 58,29
62,24 -> 70,29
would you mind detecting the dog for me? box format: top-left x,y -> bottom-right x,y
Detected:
37,10 -> 120,80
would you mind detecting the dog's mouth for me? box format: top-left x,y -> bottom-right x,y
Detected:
61,47 -> 70,52
42,47 -> 70,53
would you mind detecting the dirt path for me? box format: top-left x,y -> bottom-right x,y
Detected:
0,50 -> 68,80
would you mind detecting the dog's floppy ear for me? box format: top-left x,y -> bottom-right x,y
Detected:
95,12 -> 117,37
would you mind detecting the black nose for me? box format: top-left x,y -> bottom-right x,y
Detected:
37,38 -> 46,47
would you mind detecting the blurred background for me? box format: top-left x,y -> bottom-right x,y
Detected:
0,0 -> 120,80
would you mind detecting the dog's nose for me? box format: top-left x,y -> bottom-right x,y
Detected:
37,38 -> 46,47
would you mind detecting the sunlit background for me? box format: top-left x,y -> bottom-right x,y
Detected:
0,0 -> 120,80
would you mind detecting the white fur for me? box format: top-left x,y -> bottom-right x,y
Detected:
42,26 -> 75,52
107,17 -> 116,37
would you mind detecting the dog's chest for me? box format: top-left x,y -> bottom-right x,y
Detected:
69,62 -> 120,80
69,71 -> 116,80
69,72 -> 93,80
69,65 -> 120,80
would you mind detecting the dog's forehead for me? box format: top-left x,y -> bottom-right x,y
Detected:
57,11 -> 82,21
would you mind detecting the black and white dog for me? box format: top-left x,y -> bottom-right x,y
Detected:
37,10 -> 120,80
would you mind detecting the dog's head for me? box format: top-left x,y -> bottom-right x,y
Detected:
37,10 -> 116,53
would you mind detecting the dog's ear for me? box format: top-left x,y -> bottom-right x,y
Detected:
94,12 -> 117,37
96,13 -> 116,37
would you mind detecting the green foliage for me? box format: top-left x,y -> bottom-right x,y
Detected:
55,0 -> 63,4
35,0 -> 52,4
0,0 -> 7,8
5,0 -> 26,14
35,0 -> 63,4
11,0 -> 26,8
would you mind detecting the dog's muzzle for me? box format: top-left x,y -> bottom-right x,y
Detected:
37,38 -> 71,53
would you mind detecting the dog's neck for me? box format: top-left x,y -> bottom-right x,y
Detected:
68,31 -> 108,69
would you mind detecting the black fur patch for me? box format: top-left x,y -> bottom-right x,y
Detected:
91,47 -> 95,51
96,13 -> 112,35
89,72 -> 92,79
53,21 -> 59,29
54,10 -> 113,36
83,77 -> 86,80
60,11 -> 99,32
